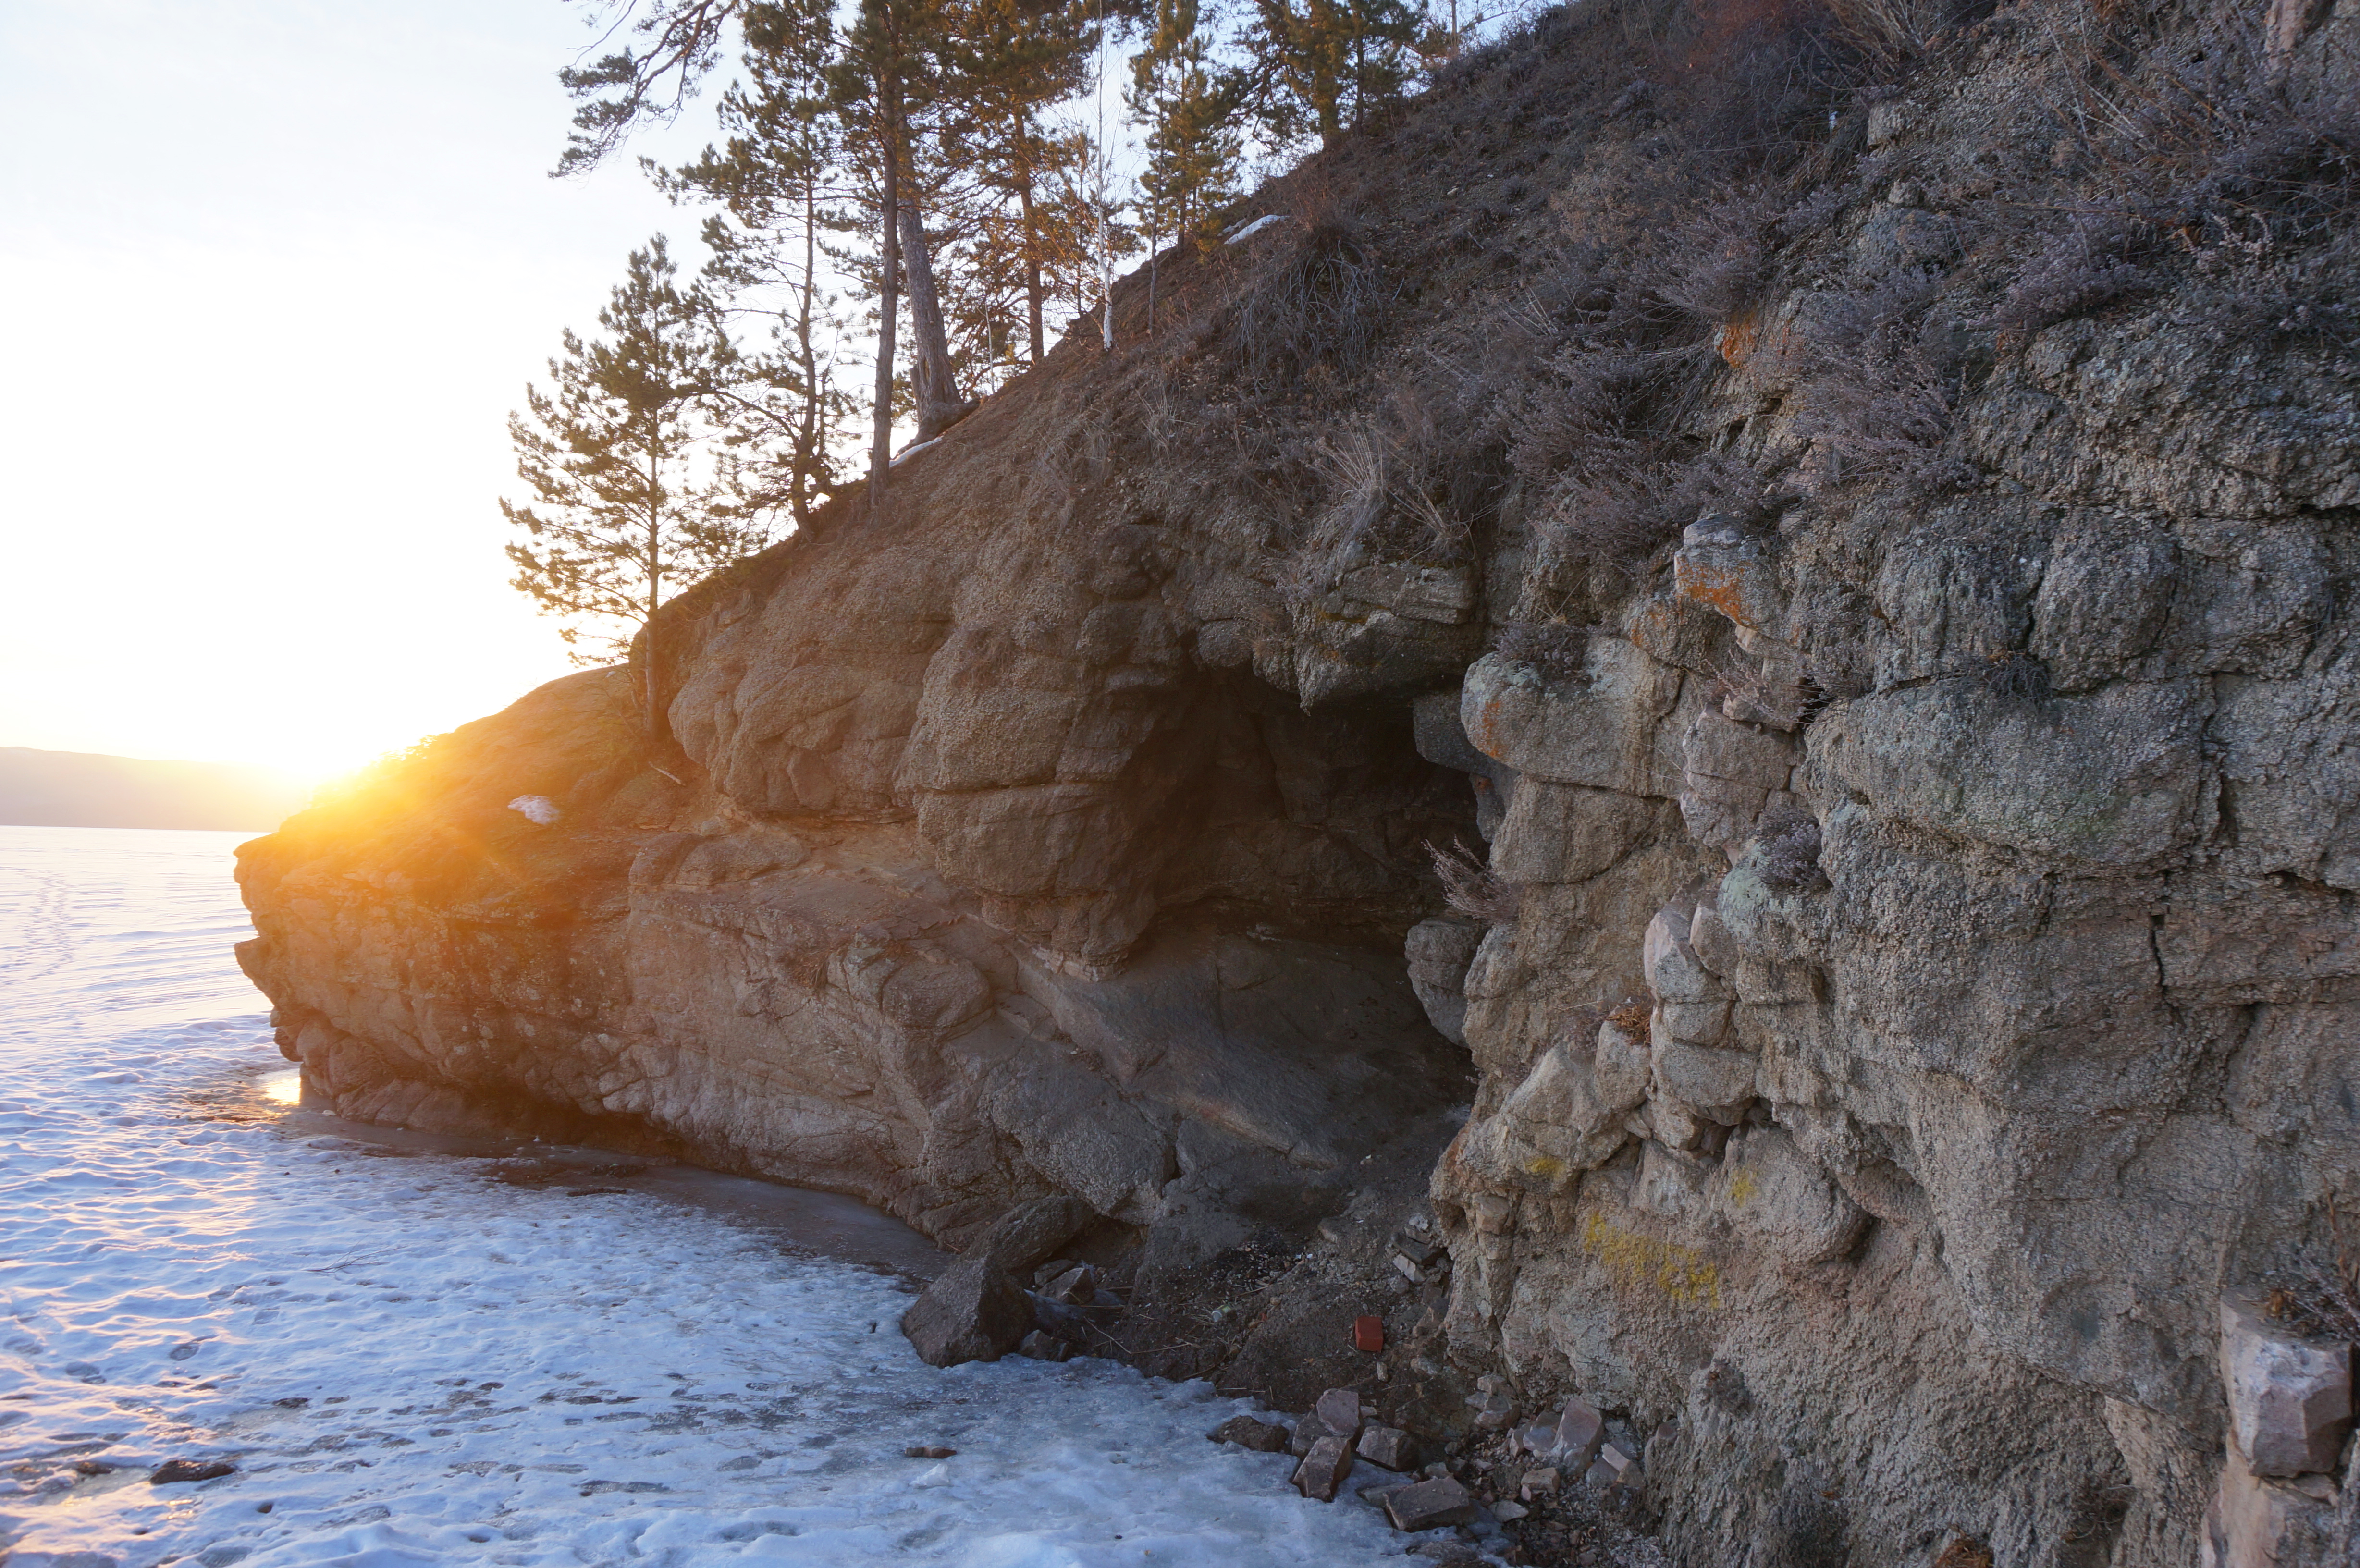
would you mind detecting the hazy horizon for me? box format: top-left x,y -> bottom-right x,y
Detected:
0,0 -> 720,785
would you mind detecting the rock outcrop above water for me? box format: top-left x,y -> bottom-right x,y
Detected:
238,0 -> 2360,1561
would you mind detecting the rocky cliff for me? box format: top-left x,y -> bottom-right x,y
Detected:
236,0 -> 2360,1561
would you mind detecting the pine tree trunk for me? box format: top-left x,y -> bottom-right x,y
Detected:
1314,0 -> 1342,149
869,82 -> 903,509
794,182 -> 820,527
644,497 -> 663,751
1016,129 -> 1045,364
899,205 -> 968,443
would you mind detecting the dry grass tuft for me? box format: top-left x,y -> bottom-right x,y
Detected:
1427,837 -> 1523,925
1535,449 -> 1770,572
1221,213 -> 1394,395
1278,388 -> 1494,605
1493,620 -> 1593,682
1752,813 -> 1827,893
1794,270 -> 1978,495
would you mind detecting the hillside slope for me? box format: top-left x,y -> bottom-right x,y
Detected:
234,0 -> 2360,1562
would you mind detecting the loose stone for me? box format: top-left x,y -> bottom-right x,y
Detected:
1293,1434 -> 1355,1502
1358,1423 -> 1417,1470
1016,1329 -> 1071,1361
1208,1414 -> 1291,1453
1313,1386 -> 1365,1445
1385,1475 -> 1478,1531
149,1459 -> 236,1485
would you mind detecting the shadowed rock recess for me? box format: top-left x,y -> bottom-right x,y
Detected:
239,0 -> 2360,1561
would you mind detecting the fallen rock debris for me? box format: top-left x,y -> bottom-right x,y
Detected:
1386,1475 -> 1479,1531
1358,1422 -> 1417,1470
1208,1414 -> 1291,1453
1293,1433 -> 1355,1501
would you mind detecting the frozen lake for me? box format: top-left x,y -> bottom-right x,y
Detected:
0,826 -> 1414,1567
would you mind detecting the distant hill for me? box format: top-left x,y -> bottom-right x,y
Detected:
0,747 -> 313,833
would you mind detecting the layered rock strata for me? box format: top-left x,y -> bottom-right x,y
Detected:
238,0 -> 2360,1562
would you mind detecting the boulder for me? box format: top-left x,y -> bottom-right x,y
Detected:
1044,1264 -> 1098,1305
1714,1127 -> 1871,1267
1385,1475 -> 1479,1531
1644,901 -> 1728,1004
2220,1298 -> 2354,1476
1673,514 -> 1786,644
1405,916 -> 1485,1045
1466,1375 -> 1517,1430
1459,645 -> 1684,795
1651,1030 -> 1758,1118
1530,1398 -> 1605,1472
1586,1440 -> 1640,1491
900,1256 -> 1032,1367
971,1197 -> 1101,1275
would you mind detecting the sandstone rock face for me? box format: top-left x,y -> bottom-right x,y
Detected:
237,4 -> 2360,1564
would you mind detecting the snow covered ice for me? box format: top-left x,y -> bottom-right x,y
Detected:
0,827 -> 1416,1567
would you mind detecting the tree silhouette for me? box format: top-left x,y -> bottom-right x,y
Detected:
503,238 -> 765,706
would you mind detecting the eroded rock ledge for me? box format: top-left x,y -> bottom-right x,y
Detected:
240,1 -> 2360,1562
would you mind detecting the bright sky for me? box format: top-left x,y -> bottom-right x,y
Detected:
0,1 -> 1436,787
0,0 -> 725,784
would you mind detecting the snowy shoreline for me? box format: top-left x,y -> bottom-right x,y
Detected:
1,827 -> 1418,1567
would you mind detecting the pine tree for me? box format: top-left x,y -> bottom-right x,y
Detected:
558,1 -> 967,496
660,0 -> 857,527
939,0 -> 1101,364
502,239 -> 762,700
830,0 -> 988,493
1127,0 -> 1244,253
1242,0 -> 1431,151
556,0 -> 745,176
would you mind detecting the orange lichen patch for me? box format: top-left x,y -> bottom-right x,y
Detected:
1675,559 -> 1755,628
1580,1211 -> 1722,1308
1717,311 -> 1760,367
1466,689 -> 1512,759
1623,598 -> 1685,656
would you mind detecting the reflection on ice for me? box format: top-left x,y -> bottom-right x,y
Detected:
262,1067 -> 302,1105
